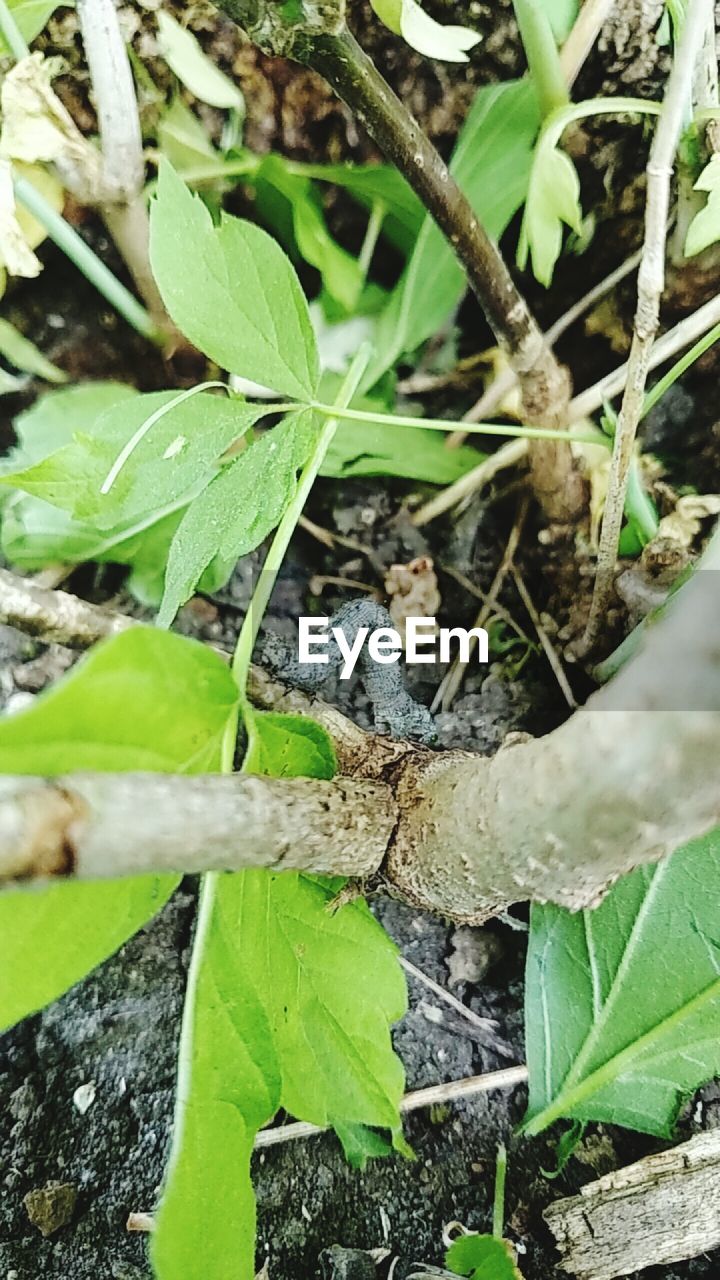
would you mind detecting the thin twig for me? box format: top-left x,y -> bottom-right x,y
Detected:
253,1065 -> 529,1149
567,289 -> 720,420
431,501 -> 527,713
440,564 -> 531,646
580,0 -> 710,652
446,248 -> 643,449
399,957 -> 499,1038
510,566 -> 577,708
559,0 -> 616,88
412,439 -> 528,528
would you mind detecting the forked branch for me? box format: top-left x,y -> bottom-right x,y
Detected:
0,527 -> 718,919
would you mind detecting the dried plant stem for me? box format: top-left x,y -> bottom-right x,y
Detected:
558,0 -> 616,88
567,289 -> 720,420
253,1066 -> 529,1149
581,0 -> 710,653
75,0 -> 177,337
446,247 -> 643,449
411,438 -> 528,528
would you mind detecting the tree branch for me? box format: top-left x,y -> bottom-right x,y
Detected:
0,525 -> 718,917
0,772 -> 395,883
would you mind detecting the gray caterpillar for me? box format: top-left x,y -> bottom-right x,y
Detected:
258,599 -> 437,745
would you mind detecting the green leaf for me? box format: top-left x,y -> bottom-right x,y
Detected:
157,96 -> 221,174
1,493 -> 184,602
446,1234 -> 524,1279
157,407 -> 317,627
245,709 -> 337,779
364,80 -> 540,388
524,829 -> 720,1137
322,410 -> 482,482
518,142 -> 582,286
0,317 -> 67,383
0,628 -> 239,1032
156,10 -> 245,112
153,711 -> 406,1280
299,161 -> 424,250
12,381 -> 137,462
2,391 -> 265,529
542,0 -> 578,42
0,0 -> 63,54
254,155 -> 364,313
371,0 -> 480,62
0,627 -> 239,774
685,153 -> 720,257
150,161 -> 319,398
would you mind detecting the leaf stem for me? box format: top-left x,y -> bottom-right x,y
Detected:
221,345 -> 372,767
512,0 -> 569,118
13,176 -> 166,347
0,0 -> 29,59
493,1142 -> 508,1238
311,400 -> 609,448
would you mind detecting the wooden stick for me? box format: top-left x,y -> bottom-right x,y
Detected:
581,0 -> 711,650
254,1065 -> 529,1149
545,1129 -> 720,1280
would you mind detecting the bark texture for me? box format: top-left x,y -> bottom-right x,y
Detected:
544,1129 -> 720,1280
0,527 -> 718,919
0,773 -> 395,882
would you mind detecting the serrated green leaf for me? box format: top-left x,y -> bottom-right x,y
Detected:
524,829 -> 720,1137
153,709 -> 406,1280
685,153 -> 720,257
157,407 -> 317,627
518,142 -> 582,286
0,628 -> 239,1032
0,0 -> 63,55
245,709 -> 337,779
156,11 -> 245,112
2,391 -> 264,529
446,1234 -> 524,1279
0,317 -> 66,383
150,161 -> 319,398
364,80 -> 540,388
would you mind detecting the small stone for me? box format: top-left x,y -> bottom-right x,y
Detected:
24,1182 -> 77,1237
72,1081 -> 96,1115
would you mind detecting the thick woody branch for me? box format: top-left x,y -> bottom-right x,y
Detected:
0,530 -> 718,917
0,773 -> 395,883
75,0 -> 180,337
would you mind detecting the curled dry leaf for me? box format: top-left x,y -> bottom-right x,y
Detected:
0,158 -> 41,278
0,52 -> 103,199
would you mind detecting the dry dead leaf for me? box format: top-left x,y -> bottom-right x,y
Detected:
385,556 -> 441,638
1,52 -> 103,199
0,158 -> 41,278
